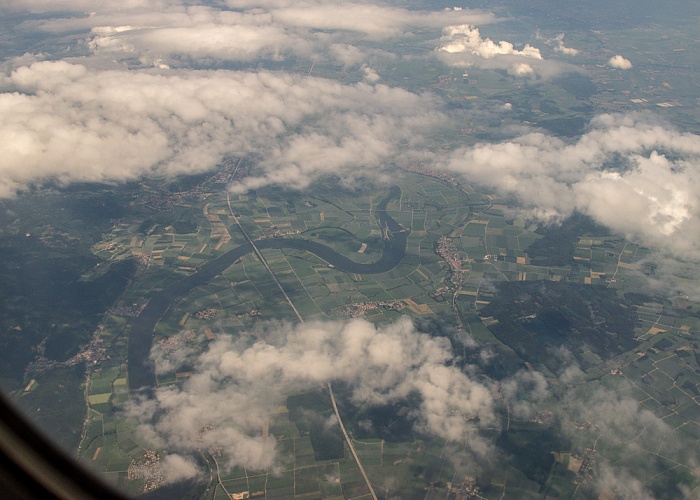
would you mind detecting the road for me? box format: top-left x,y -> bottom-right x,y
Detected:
227,190 -> 303,322
328,382 -> 377,500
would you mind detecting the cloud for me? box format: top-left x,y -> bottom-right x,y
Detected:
442,113 -> 700,259
436,24 -> 573,78
508,63 -> 535,77
499,370 -> 549,419
574,388 -> 676,445
127,317 -> 498,471
537,32 -> 579,56
226,1 -> 497,39
14,1 -> 494,68
639,255 -> 700,301
593,463 -> 656,500
268,3 -> 480,39
438,24 -> 542,60
0,60 -> 445,197
89,22 -> 315,65
79,7 -> 322,66
0,0 -> 176,13
609,54 -> 633,69
161,454 -> 199,484
361,65 -> 380,82
555,383 -> 698,499
551,33 -> 579,55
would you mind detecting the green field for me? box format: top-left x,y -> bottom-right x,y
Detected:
5,165 -> 696,498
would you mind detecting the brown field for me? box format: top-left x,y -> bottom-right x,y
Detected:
568,456 -> 583,473
646,327 -> 666,336
404,299 -> 433,315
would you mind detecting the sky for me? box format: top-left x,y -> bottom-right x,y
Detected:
2,0 -> 700,496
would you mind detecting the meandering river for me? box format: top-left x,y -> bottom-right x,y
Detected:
127,187 -> 407,393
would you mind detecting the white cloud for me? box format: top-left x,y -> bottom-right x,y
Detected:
508,63 -> 535,77
609,54 -> 633,69
499,370 -> 548,419
128,317 -> 498,471
593,465 -> 655,500
0,61 -> 445,197
438,25 -> 542,60
161,454 -> 199,484
361,65 -> 380,82
436,24 -> 572,78
554,40 -> 579,56
226,1 -> 497,38
442,113 -> 700,259
538,32 -> 579,56
78,7 -> 319,65
0,0 -> 176,13
268,2 -> 494,39
556,384 -> 698,499
16,1 -> 495,67
90,22 -> 314,64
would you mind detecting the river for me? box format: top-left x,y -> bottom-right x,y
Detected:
127,187 -> 407,393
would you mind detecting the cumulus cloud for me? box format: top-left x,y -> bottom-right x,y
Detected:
439,25 -> 542,60
442,113 -> 700,259
640,256 -> 700,301
361,65 -> 380,82
229,1 -> 496,35
89,21 -> 315,65
609,54 -> 633,69
556,384 -> 698,499
16,1 -> 494,67
537,32 -> 579,56
0,0 -> 175,13
593,464 -> 656,500
574,388 -> 677,446
0,60 -> 445,197
552,34 -> 579,56
127,317 -> 498,471
500,370 -> 548,419
79,7 -> 321,66
161,454 -> 199,484
267,2 -> 495,39
508,63 -> 535,77
435,24 -> 572,78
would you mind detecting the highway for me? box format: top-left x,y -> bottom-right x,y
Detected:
328,382 -> 377,500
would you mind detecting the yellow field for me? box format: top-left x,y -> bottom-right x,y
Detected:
413,268 -> 429,280
568,455 -> 583,473
403,299 -> 432,315
88,393 -> 111,405
646,327 -> 666,336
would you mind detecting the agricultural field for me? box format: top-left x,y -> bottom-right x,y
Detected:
1,0 -> 700,498
39,162 -> 692,498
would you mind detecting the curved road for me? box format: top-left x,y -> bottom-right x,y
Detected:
127,187 -> 407,393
